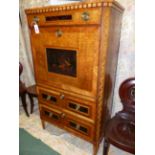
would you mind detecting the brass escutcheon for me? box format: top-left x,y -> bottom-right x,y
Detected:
61,113 -> 66,119
60,93 -> 65,99
81,12 -> 90,21
55,29 -> 63,37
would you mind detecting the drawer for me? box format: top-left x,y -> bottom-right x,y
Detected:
38,87 -> 95,120
64,98 -> 95,120
27,8 -> 102,27
38,88 -> 62,108
64,114 -> 94,142
39,103 -> 94,142
40,105 -> 63,127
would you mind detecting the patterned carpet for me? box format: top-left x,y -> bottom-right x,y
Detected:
19,99 -> 132,155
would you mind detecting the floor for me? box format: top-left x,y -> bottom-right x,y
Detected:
19,99 -> 133,155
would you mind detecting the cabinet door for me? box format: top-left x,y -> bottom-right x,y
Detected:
31,26 -> 100,98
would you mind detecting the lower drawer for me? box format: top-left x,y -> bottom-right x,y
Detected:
64,115 -> 94,142
40,105 -> 63,128
39,104 -> 94,142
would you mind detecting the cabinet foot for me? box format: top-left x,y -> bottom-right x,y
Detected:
103,138 -> 110,155
41,120 -> 45,129
93,143 -> 99,155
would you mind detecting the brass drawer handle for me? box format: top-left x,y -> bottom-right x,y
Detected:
60,94 -> 65,99
81,12 -> 90,21
55,29 -> 63,37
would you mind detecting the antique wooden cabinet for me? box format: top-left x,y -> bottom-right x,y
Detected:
25,0 -> 124,154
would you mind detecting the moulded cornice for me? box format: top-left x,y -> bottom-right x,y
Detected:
25,0 -> 124,14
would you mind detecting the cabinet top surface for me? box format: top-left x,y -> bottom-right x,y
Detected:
25,0 -> 124,15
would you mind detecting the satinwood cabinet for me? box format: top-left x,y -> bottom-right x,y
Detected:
25,1 -> 124,154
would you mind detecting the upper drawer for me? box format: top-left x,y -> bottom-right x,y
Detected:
38,88 -> 61,108
63,96 -> 96,120
27,8 -> 102,27
37,86 -> 96,120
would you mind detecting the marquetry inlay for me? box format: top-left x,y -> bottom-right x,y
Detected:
25,0 -> 124,14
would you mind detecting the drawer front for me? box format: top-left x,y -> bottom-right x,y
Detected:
27,8 -> 101,27
38,88 -> 61,108
64,98 -> 95,120
64,114 -> 94,142
39,103 -> 94,142
40,105 -> 63,127
38,87 -> 95,120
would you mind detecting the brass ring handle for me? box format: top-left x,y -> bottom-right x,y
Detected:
55,29 -> 63,37
60,94 -> 65,100
81,12 -> 90,21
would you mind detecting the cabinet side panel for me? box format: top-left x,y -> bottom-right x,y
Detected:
100,8 -> 123,141
95,7 -> 111,144
95,7 -> 123,143
105,8 -> 123,118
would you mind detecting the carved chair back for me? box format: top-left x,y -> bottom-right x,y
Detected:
117,78 -> 135,123
103,78 -> 135,155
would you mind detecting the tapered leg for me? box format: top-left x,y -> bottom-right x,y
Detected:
41,120 -> 45,129
20,93 -> 29,117
103,138 -> 110,155
93,143 -> 99,155
28,93 -> 34,114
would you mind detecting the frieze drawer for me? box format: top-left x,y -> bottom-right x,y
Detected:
26,8 -> 102,27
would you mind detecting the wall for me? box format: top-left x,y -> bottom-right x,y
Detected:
19,0 -> 135,114
19,0 -> 49,85
112,0 -> 135,114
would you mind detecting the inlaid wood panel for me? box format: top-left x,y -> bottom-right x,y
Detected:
31,26 -> 100,98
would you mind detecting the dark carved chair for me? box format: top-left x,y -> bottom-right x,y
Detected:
103,78 -> 135,155
27,84 -> 37,114
19,62 -> 37,116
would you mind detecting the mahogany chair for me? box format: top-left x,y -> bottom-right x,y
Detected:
103,78 -> 135,155
27,84 -> 37,114
19,62 -> 29,117
19,62 -> 38,116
